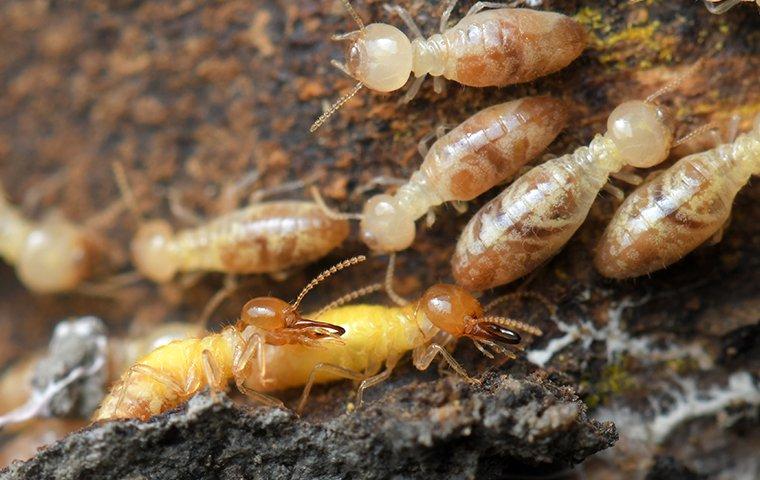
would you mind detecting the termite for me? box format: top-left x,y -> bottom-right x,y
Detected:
310,0 -> 586,131
0,318 -> 203,429
113,164 -> 350,283
93,262 -> 541,421
0,183 -> 121,293
92,257 -> 363,421
315,96 -> 569,253
594,114 -> 760,278
702,0 -> 759,14
451,71 -> 695,289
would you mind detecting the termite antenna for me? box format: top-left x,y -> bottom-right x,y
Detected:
672,120 -> 722,147
314,282 -> 384,318
645,59 -> 704,104
291,255 -> 367,310
309,81 -> 364,133
111,161 -> 144,224
483,291 -> 557,319
479,316 -> 544,337
310,186 -> 363,220
338,0 -> 365,30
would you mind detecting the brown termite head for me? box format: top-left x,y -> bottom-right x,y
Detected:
342,23 -> 413,92
130,219 -> 178,283
420,284 -> 523,347
360,194 -> 416,252
607,100 -> 675,168
237,256 -> 369,346
237,297 -> 346,347
17,215 -> 94,293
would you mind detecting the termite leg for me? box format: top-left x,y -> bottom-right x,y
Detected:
425,208 -> 436,227
412,343 -> 475,382
237,382 -> 285,408
400,75 -> 426,104
310,186 -> 363,221
465,1 -> 521,18
610,170 -> 644,186
451,200 -> 468,214
726,114 -> 741,143
355,355 -> 400,407
383,4 -> 424,39
249,173 -> 322,204
707,218 -> 732,245
201,349 -> 224,390
197,274 -> 238,328
702,0 -> 743,14
297,363 -> 366,414
351,175 -> 406,199
417,124 -> 455,157
433,76 -> 447,95
168,187 -> 204,226
330,58 -> 353,76
439,0 -> 458,32
602,182 -> 625,201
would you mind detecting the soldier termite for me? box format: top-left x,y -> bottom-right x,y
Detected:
310,0 -> 586,131
92,257 -> 363,421
112,164 -> 350,283
594,114 -> 760,278
0,318 -> 203,429
0,183 -> 123,294
93,266 -> 541,420
315,96 -> 569,252
450,63 -> 703,290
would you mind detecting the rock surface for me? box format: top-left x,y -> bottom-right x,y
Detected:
1,372 -> 615,479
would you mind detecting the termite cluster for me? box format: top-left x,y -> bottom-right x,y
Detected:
1,0 -> 758,465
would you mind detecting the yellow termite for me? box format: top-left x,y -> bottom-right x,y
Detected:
702,0 -> 759,14
113,164 -> 350,283
316,96 -> 569,252
0,320 -> 203,428
93,257 -> 364,421
93,272 -> 542,421
452,94 -> 678,290
310,0 -> 586,131
595,114 -> 760,278
0,183 -> 120,293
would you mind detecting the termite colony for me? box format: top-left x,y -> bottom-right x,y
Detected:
1,0 -> 758,466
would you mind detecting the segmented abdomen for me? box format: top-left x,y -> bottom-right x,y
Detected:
436,9 -> 586,87
171,201 -> 349,274
94,332 -> 235,421
453,144 -> 609,290
423,96 -> 568,201
595,147 -> 744,278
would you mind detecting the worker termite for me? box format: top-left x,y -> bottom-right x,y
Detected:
93,256 -> 363,421
93,260 -> 542,421
702,0 -> 759,14
451,68 -> 697,290
594,114 -> 760,278
0,317 -> 202,429
0,183 -> 122,293
310,0 -> 586,131
315,95 -> 569,252
113,164 -> 350,283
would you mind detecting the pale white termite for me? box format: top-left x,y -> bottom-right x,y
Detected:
595,114 -> 760,278
310,0 -> 586,131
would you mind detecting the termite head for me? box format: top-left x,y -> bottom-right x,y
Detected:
420,284 -> 524,347
17,215 -> 94,293
342,23 -> 412,92
131,219 -> 178,283
607,100 -> 675,168
237,297 -> 346,346
360,194 -> 416,252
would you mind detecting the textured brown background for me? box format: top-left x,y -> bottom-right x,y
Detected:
0,0 -> 758,477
